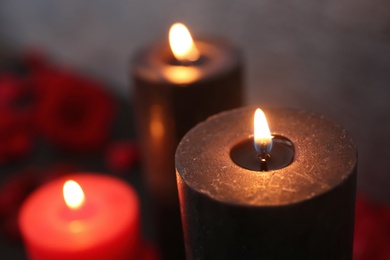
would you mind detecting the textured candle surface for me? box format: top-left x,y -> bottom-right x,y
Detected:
176,107 -> 357,260
177,107 -> 356,205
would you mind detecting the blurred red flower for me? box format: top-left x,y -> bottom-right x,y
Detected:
0,75 -> 23,108
0,167 -> 40,242
34,69 -> 115,152
0,112 -> 33,164
140,242 -> 159,260
22,49 -> 49,73
0,168 -> 40,221
105,141 -> 139,173
0,74 -> 36,111
354,195 -> 390,260
0,75 -> 34,163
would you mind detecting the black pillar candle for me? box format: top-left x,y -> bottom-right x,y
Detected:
176,107 -> 357,260
131,23 -> 243,259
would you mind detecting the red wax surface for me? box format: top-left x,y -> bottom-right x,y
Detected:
19,174 -> 140,260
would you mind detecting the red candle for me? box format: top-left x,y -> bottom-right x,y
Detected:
19,174 -> 140,260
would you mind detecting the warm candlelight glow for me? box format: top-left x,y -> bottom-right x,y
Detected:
163,66 -> 200,84
254,108 -> 273,153
150,104 -> 165,139
63,180 -> 85,209
169,23 -> 200,62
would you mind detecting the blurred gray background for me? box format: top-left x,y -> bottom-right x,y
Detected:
1,0 -> 389,199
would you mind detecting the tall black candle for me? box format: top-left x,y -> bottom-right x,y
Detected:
176,107 -> 357,260
131,23 -> 243,259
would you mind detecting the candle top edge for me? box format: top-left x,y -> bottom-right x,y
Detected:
175,106 -> 357,206
131,37 -> 241,85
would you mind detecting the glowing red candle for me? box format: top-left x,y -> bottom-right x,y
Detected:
19,174 -> 140,260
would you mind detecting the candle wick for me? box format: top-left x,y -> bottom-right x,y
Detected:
258,145 -> 270,172
173,55 -> 205,66
180,59 -> 194,66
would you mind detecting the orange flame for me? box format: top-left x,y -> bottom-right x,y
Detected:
63,180 -> 85,209
254,108 -> 273,152
169,23 -> 200,62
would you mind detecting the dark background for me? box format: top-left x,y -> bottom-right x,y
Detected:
1,0 -> 389,199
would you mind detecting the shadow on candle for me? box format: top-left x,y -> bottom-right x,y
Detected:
230,135 -> 295,171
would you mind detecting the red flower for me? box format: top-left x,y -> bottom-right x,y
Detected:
0,167 -> 40,221
34,69 -> 115,152
0,76 -> 33,164
0,168 -> 40,242
354,195 -> 390,260
105,141 -> 139,173
22,49 -> 49,73
0,74 -> 36,112
0,109 -> 33,163
0,75 -> 23,108
139,242 -> 159,260
1,207 -> 21,242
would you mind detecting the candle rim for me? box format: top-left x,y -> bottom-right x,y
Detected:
175,106 -> 357,207
132,37 -> 241,85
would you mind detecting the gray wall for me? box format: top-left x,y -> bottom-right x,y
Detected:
1,0 -> 390,199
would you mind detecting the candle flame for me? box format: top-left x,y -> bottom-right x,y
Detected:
169,23 -> 200,62
63,180 -> 85,209
254,108 -> 273,153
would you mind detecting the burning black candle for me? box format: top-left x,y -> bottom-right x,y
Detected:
176,107 -> 357,260
131,23 -> 243,259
